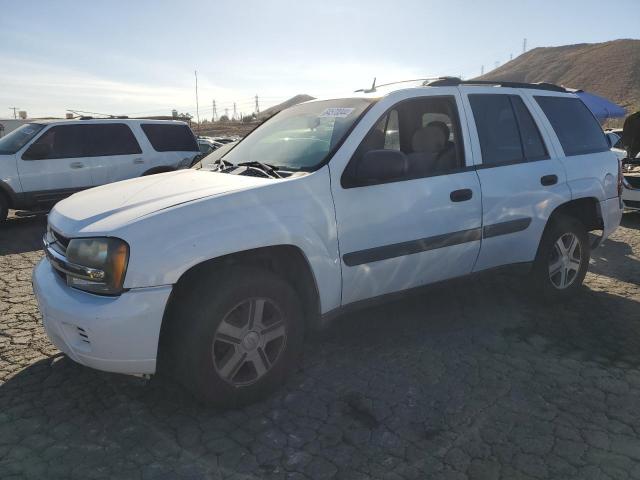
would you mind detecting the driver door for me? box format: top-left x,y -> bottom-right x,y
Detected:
17,124 -> 94,204
329,91 -> 483,305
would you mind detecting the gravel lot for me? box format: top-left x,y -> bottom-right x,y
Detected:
0,213 -> 639,480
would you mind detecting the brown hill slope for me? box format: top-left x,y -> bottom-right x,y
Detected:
476,39 -> 640,113
257,94 -> 315,119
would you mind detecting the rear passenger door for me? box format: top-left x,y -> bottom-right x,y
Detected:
84,123 -> 145,185
461,89 -> 571,272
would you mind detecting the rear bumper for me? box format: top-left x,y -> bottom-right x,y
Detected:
32,258 -> 172,375
600,197 -> 623,243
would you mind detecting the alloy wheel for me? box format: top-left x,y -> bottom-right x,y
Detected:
212,297 -> 287,386
548,232 -> 582,289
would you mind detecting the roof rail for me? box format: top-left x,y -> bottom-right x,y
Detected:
426,77 -> 567,93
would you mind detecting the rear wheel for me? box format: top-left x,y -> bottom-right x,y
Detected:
530,215 -> 590,300
167,267 -> 304,407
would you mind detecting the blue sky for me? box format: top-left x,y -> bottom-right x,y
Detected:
1,0 -> 638,118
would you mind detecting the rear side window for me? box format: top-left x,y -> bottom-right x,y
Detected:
141,124 -> 198,152
469,94 -> 548,166
85,124 -> 141,156
535,96 -> 608,156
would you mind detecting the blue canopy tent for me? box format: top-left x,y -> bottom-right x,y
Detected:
569,90 -> 626,121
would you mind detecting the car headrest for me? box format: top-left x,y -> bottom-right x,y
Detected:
412,125 -> 446,153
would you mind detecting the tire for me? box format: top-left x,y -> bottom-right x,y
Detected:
530,214 -> 590,300
167,267 -> 304,407
0,195 -> 8,224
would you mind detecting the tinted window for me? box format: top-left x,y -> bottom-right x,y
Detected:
511,96 -> 548,161
141,124 -> 198,152
469,95 -> 523,165
535,96 -> 608,156
0,123 -> 44,154
85,124 -> 141,156
29,125 -> 85,159
346,95 -> 465,186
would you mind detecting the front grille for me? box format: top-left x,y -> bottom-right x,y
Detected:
624,175 -> 640,189
51,229 -> 70,251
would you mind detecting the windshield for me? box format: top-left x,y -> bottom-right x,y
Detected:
0,123 -> 45,155
220,98 -> 373,171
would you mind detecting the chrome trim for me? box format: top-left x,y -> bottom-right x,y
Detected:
43,236 -> 105,281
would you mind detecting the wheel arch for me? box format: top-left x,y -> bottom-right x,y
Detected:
548,196 -> 603,232
157,244 -> 322,369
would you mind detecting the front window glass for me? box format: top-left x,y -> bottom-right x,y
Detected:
0,123 -> 45,154
221,98 -> 373,171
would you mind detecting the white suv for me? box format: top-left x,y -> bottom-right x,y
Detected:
0,119 -> 199,222
33,78 -> 623,407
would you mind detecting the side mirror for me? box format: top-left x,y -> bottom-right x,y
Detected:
353,149 -> 408,186
23,143 -> 51,160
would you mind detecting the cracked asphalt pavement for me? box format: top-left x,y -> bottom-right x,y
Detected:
1,213 -> 640,479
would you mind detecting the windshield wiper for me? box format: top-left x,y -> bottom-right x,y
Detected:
212,158 -> 234,171
237,161 -> 282,178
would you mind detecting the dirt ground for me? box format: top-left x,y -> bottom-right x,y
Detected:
0,212 -> 639,479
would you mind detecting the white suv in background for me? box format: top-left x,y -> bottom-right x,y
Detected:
0,119 -> 199,222
33,78 -> 622,407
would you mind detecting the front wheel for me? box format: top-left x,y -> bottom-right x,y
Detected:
168,267 -> 304,407
530,215 -> 590,300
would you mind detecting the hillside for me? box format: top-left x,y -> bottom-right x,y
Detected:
257,94 -> 315,119
477,39 -> 640,114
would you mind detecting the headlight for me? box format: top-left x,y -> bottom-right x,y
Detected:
65,237 -> 129,295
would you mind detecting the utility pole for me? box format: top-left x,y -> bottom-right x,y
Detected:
510,53 -> 513,61
480,65 -> 484,75
523,38 -> 527,54
9,107 -> 18,119
233,102 -> 237,121
194,70 -> 200,132
212,100 -> 217,122
254,94 -> 260,114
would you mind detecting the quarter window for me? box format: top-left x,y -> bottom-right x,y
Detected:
141,124 -> 199,152
469,94 -> 548,166
535,96 -> 608,156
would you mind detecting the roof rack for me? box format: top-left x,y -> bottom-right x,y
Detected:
426,77 -> 567,92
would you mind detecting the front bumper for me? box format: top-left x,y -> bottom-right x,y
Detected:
622,183 -> 640,211
32,258 -> 172,375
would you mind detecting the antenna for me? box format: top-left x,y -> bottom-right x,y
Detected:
194,70 -> 200,132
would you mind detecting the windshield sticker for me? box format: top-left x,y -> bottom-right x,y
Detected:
319,108 -> 354,118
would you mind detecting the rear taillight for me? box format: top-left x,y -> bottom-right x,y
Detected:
618,159 -> 624,197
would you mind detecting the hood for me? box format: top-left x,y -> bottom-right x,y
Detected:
49,169 -> 271,234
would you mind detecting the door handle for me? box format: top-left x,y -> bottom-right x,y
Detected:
450,188 -> 473,202
540,174 -> 558,186
133,158 -> 145,164
70,162 -> 84,169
